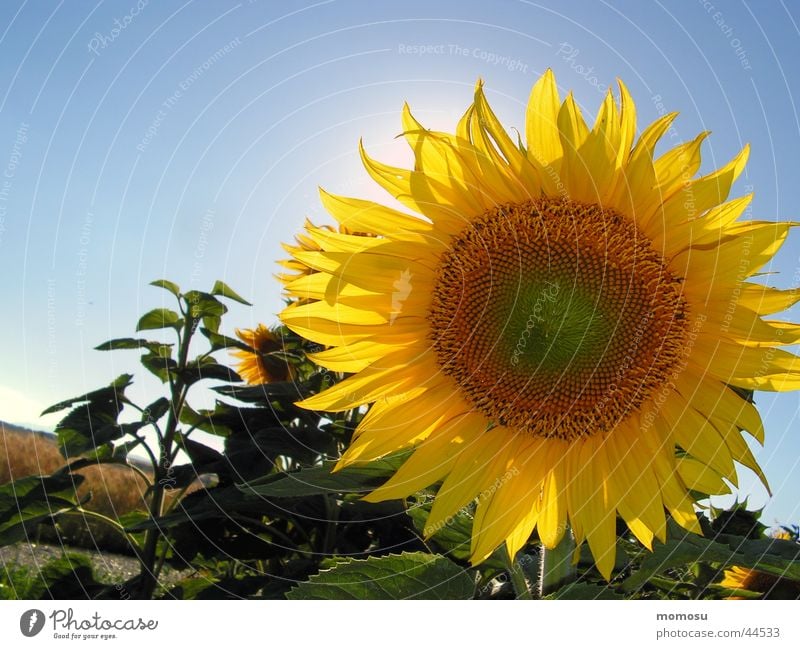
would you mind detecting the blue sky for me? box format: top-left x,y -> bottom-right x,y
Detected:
0,0 -> 798,526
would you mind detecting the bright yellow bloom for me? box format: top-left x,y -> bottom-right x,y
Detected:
279,70 -> 800,579
232,324 -> 293,384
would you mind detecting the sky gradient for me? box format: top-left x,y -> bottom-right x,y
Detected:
1,0 -> 798,526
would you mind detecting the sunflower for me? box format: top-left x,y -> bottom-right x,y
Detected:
232,324 -> 293,384
279,70 -> 800,579
771,528 -> 794,541
720,566 -> 800,599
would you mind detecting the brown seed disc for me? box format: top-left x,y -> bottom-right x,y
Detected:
427,198 -> 687,441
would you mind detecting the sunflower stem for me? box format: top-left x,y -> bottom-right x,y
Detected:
504,547 -> 533,600
539,527 -> 577,597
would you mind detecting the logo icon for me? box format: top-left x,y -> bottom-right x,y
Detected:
20,609 -> 45,637
390,269 -> 413,324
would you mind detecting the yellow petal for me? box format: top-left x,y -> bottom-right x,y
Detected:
676,457 -> 728,495
574,88 -> 618,202
537,441 -> 569,548
364,411 -> 487,503
282,300 -> 388,326
525,69 -> 563,167
642,422 -> 703,534
653,131 -> 709,192
735,282 -> 800,315
319,189 -> 433,235
659,395 -> 737,484
653,147 -> 750,254
690,338 -> 800,391
615,78 -> 637,168
606,430 -> 666,549
472,81 -> 543,195
359,140 -> 475,234
457,101 -> 530,203
673,222 -> 793,288
297,349 -> 436,411
470,438 -> 545,562
556,93 -> 591,199
306,339 -> 413,373
340,383 -> 471,465
581,439 -> 618,580
674,370 -> 765,444
426,429 -> 513,534
609,112 -> 677,220
709,416 -> 770,493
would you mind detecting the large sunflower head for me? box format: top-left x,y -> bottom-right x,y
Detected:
279,70 -> 800,579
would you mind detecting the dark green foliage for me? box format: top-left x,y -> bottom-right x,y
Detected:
0,473 -> 85,545
286,552 -> 475,599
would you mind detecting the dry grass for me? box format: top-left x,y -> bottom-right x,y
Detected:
1,421 -> 152,552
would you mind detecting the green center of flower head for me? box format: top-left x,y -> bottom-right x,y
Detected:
428,199 -> 688,441
500,278 -> 615,376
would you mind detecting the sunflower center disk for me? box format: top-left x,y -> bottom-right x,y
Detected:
428,199 -> 688,440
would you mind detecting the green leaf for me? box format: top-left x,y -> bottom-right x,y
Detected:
211,280 -> 251,305
95,338 -> 151,351
241,452 -> 410,497
183,291 -> 227,321
200,328 -> 252,353
42,374 -> 133,415
176,436 -> 224,467
2,553 -> 106,598
141,352 -> 177,383
58,422 -> 144,458
225,425 -> 330,471
44,375 -> 133,457
286,552 -> 475,599
136,308 -> 182,332
150,279 -> 181,297
718,535 -> 800,580
73,442 -> 115,463
167,576 -> 221,600
112,439 -> 146,463
95,340 -> 174,365
181,358 -> 242,384
0,474 -> 85,546
213,381 -> 308,404
179,405 -> 233,437
545,582 -> 625,600
143,397 -> 171,423
622,532 -> 800,593
124,485 -> 286,531
203,315 -> 221,334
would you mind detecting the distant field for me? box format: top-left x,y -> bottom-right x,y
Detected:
0,421 -> 152,553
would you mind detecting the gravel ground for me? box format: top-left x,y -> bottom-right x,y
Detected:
0,542 -> 192,593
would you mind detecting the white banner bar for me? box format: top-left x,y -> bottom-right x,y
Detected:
1,600 -> 798,648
